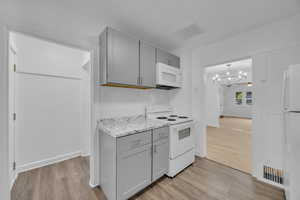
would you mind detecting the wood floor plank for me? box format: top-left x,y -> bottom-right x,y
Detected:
207,117 -> 252,173
11,156 -> 283,200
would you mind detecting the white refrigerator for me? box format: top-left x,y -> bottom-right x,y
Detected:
283,64 -> 300,200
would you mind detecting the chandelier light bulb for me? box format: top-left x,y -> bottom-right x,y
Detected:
226,71 -> 230,75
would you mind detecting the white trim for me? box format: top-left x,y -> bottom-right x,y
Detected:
17,151 -> 82,173
89,180 -> 98,188
10,172 -> 18,190
81,152 -> 90,157
89,47 -> 100,187
17,71 -> 82,80
195,151 -> 205,158
0,25 -> 10,200
256,176 -> 285,189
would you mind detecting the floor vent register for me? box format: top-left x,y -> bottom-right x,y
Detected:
263,166 -> 283,184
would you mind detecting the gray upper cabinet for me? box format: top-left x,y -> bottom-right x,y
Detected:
156,48 -> 180,68
99,27 -> 180,88
168,54 -> 180,68
139,41 -> 156,87
107,27 -> 140,85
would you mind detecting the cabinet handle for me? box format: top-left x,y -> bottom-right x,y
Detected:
140,77 -> 143,85
137,77 -> 140,84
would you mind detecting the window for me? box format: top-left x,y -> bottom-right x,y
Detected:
246,91 -> 252,105
235,92 -> 243,105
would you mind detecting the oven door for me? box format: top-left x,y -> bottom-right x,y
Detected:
156,62 -> 181,88
169,122 -> 195,159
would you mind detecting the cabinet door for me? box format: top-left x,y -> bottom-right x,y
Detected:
107,28 -> 139,85
139,41 -> 156,87
152,140 -> 169,182
152,127 -> 169,181
117,132 -> 152,200
168,54 -> 180,68
156,49 -> 180,68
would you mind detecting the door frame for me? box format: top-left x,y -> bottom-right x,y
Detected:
202,56 -> 254,174
5,30 -> 94,197
8,41 -> 17,189
0,25 -> 10,200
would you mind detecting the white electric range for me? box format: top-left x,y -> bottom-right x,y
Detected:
147,106 -> 195,177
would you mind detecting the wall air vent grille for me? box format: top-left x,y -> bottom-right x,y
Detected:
263,166 -> 283,184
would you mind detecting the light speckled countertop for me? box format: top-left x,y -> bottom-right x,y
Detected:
98,115 -> 169,138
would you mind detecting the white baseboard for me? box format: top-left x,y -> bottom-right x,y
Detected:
89,180 -> 98,188
256,176 -> 284,189
17,151 -> 82,173
195,151 -> 206,158
81,151 -> 90,157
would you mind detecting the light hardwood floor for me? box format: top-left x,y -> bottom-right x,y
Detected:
207,117 -> 252,174
11,156 -> 284,200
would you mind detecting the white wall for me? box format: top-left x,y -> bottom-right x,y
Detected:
222,84 -> 252,118
188,13 -> 300,185
169,50 -> 193,116
95,87 -> 170,119
204,77 -> 221,127
10,32 -> 90,172
0,25 -> 10,200
13,33 -> 87,78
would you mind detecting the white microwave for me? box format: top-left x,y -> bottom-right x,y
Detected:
156,62 -> 182,88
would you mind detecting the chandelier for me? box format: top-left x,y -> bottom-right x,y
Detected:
212,64 -> 248,84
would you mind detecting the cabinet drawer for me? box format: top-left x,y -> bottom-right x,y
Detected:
153,126 -> 169,142
117,131 -> 151,153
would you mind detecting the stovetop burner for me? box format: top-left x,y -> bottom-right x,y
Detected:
157,116 -> 167,119
168,118 -> 176,121
169,115 -> 178,117
179,116 -> 188,119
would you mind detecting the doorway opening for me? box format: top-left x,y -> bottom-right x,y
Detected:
8,32 -> 92,198
204,58 -> 253,174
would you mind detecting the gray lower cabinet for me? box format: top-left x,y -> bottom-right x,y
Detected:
117,131 -> 152,200
100,127 -> 169,200
139,41 -> 156,87
152,127 -> 169,181
156,48 -> 180,68
152,140 -> 169,181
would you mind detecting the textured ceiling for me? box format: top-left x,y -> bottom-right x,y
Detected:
1,0 -> 299,50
